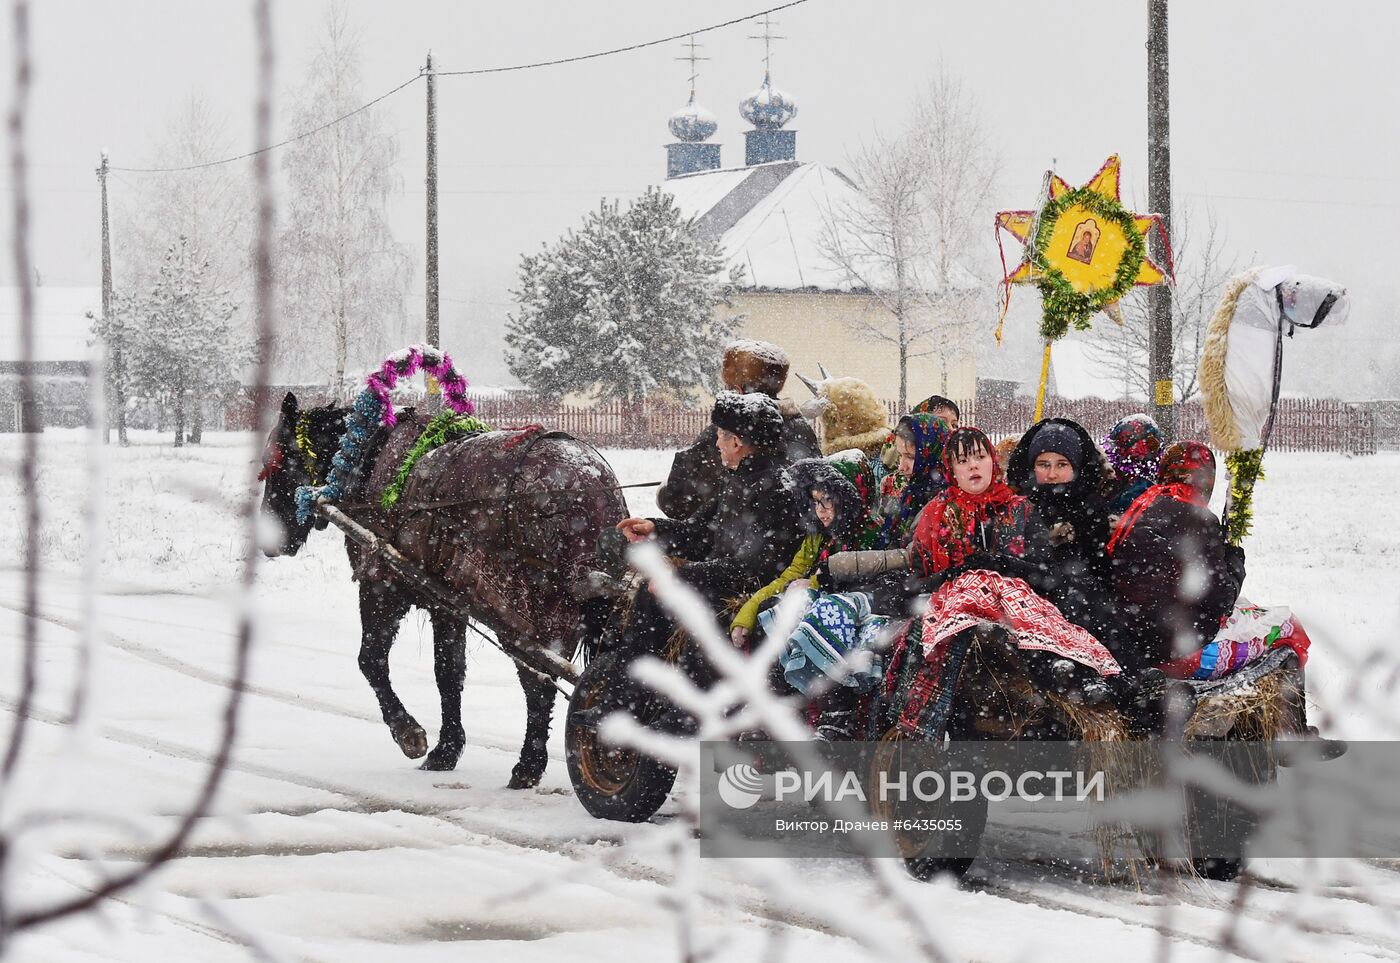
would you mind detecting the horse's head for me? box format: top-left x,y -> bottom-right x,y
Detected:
258,392 -> 318,557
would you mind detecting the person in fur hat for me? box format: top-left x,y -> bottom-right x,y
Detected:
656,340 -> 820,519
614,391 -> 804,659
1107,441 -> 1246,673
818,377 -> 893,457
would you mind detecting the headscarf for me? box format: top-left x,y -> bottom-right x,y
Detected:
1158,441 -> 1217,505
911,427 -> 1024,574
789,451 -> 882,552
876,413 -> 952,547
1103,414 -> 1164,483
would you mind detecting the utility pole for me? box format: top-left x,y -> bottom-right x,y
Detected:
1147,0 -> 1175,440
424,51 -> 440,351
98,150 -> 126,445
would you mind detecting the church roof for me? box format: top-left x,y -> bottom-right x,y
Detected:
0,286 -> 100,363
662,161 -> 980,294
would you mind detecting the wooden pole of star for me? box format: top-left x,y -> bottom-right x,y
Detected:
1147,0 -> 1176,440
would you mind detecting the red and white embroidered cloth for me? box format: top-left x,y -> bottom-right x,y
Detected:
920,570 -> 1121,677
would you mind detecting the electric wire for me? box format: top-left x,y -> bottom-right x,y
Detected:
108,0 -> 812,175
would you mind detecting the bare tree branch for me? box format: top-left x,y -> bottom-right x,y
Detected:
1084,203 -> 1237,403
5,0 -> 276,936
2,0 -> 39,792
818,68 -> 998,408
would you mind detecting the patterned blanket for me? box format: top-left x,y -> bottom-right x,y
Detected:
1160,600 -> 1311,680
763,590 -> 890,695
896,570 -> 1121,740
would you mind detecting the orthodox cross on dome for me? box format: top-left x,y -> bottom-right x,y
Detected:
676,35 -> 709,101
747,14 -> 786,74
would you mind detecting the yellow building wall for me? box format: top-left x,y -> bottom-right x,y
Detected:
726,291 -> 977,408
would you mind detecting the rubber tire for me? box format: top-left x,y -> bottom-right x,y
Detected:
565,650 -> 678,822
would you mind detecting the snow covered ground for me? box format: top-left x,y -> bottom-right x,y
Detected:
3,429 -> 1400,962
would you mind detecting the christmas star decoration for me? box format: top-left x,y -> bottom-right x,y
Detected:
995,154 -> 1174,344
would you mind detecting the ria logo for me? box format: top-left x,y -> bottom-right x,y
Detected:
716,763 -> 764,810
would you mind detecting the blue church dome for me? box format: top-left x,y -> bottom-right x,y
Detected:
739,72 -> 797,129
668,95 -> 718,142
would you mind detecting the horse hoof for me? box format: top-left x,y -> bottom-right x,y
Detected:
393,723 -> 429,759
418,745 -> 462,772
507,765 -> 544,790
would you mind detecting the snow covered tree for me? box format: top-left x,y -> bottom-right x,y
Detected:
276,2 -> 412,387
506,187 -> 742,404
123,237 -> 252,445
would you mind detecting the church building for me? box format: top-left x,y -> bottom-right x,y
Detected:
657,58 -> 977,408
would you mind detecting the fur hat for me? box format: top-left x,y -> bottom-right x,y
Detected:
721,340 -> 790,397
711,390 -> 783,450
819,377 -> 890,456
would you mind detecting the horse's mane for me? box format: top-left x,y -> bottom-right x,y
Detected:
298,403 -> 349,472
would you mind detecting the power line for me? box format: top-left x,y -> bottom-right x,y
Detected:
106,0 -> 813,176
111,74 -> 424,174
435,0 -> 811,76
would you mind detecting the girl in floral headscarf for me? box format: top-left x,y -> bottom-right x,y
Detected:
1103,414 -> 1164,516
890,428 -> 1122,741
875,413 -> 953,548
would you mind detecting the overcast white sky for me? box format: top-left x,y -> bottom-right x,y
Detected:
3,0 -> 1396,391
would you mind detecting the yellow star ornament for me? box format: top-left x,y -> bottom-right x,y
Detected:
995,155 -> 1173,343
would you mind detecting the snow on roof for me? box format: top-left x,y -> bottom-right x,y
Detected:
0,286 -> 101,363
665,166 -> 758,225
1047,338 -> 1135,401
719,163 -> 859,291
662,162 -> 981,294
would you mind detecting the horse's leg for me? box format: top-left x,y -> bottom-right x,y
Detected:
508,660 -> 557,790
419,610 -> 467,771
357,581 -> 427,759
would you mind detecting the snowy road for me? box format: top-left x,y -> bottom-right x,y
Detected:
4,431 -> 1400,961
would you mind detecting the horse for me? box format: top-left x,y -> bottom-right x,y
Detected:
258,392 -> 626,787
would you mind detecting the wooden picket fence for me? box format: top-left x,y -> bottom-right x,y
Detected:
232,389 -> 1376,455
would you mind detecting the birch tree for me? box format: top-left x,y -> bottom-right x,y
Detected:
277,2 -> 412,387
820,69 -> 998,408
1085,206 -> 1237,403
117,93 -> 254,301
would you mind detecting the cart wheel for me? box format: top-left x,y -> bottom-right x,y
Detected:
868,728 -> 987,882
566,651 -> 678,822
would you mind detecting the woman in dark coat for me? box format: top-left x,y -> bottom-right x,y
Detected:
1107,441 -> 1246,674
1004,419 -> 1117,645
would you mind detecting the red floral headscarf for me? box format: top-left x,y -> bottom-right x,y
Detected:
1158,441 -> 1216,505
911,427 -> 1024,574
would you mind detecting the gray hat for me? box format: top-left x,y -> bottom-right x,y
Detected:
1028,422 -> 1083,471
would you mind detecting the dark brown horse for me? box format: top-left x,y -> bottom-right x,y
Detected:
258,392 -> 626,786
